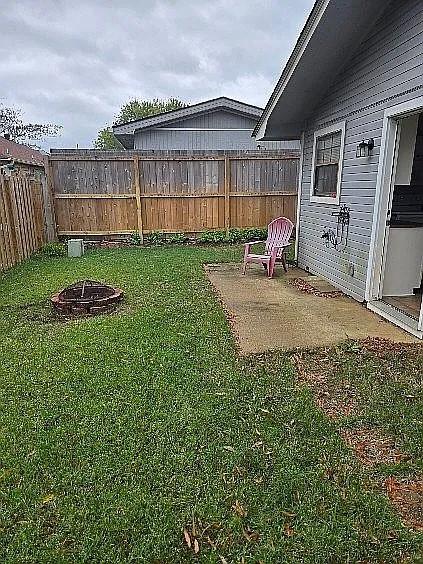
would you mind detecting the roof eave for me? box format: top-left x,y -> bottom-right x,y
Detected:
253,0 -> 328,138
113,134 -> 134,149
113,97 -> 263,136
254,0 -> 389,141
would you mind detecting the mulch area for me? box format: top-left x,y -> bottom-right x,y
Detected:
290,338 -> 423,531
358,336 -> 423,357
291,351 -> 358,419
288,277 -> 343,298
340,427 -> 410,466
385,478 -> 423,532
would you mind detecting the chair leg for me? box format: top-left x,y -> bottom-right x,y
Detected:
268,256 -> 276,278
281,252 -> 288,273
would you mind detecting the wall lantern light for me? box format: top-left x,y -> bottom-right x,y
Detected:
356,138 -> 374,158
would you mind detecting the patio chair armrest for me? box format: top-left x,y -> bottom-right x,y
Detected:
244,240 -> 265,248
272,242 -> 292,250
270,243 -> 292,258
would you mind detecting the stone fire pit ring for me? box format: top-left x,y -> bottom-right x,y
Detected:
51,280 -> 124,315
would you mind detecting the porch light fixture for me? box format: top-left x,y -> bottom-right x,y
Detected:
356,138 -> 374,158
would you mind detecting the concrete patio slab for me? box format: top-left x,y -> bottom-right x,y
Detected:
205,263 -> 418,354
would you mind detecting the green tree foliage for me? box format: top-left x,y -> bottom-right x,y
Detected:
94,98 -> 188,150
94,127 -> 124,150
0,104 -> 61,145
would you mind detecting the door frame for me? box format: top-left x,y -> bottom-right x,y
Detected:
366,96 -> 423,334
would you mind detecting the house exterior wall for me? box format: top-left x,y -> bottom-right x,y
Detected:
297,0 -> 423,300
134,110 -> 299,151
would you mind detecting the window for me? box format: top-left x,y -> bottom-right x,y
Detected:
310,122 -> 345,204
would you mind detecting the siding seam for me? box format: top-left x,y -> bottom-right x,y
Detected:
315,84 -> 423,131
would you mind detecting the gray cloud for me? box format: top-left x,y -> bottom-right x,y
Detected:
2,0 -> 314,148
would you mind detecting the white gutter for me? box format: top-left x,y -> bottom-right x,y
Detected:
294,131 -> 305,261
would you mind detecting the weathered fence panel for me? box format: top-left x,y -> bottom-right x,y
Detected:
0,171 -> 54,272
54,196 -> 138,235
49,152 -> 299,238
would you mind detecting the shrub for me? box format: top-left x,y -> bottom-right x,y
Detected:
196,230 -> 227,244
147,231 -> 166,246
197,228 -> 268,245
166,233 -> 188,245
237,228 -> 268,242
134,228 -> 270,246
129,232 -> 143,246
39,242 -> 67,257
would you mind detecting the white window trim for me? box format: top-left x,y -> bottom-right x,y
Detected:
309,121 -> 346,205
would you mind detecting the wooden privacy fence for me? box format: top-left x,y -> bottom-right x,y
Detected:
0,171 -> 54,272
50,152 -> 299,241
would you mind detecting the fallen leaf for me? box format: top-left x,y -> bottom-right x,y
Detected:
219,556 -> 228,564
183,529 -> 192,549
206,535 -> 216,549
231,499 -> 247,517
284,523 -> 295,537
42,493 -> 55,504
223,446 -> 235,452
243,528 -> 260,542
193,538 -> 200,554
281,510 -> 296,518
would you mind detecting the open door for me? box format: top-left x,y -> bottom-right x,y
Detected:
368,104 -> 423,338
381,113 -> 423,323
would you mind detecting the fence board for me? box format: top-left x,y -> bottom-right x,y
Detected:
50,153 -> 299,235
230,194 -> 298,228
54,197 -> 138,233
0,171 -> 53,272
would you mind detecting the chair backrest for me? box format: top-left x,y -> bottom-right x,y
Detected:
265,217 -> 294,257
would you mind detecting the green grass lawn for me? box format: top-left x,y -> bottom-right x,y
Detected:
0,246 -> 421,563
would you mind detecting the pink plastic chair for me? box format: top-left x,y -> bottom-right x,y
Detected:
242,217 -> 294,278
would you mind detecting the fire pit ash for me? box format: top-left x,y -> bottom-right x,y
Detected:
51,280 -> 123,315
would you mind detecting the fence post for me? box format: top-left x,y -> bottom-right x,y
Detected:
46,160 -> 59,241
5,176 -> 25,262
224,156 -> 230,236
0,174 -> 16,268
133,156 -> 144,244
32,178 -> 45,247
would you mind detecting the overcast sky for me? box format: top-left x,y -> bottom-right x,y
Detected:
1,0 -> 314,149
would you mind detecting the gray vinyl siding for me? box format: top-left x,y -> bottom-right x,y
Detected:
297,0 -> 423,301
134,129 -> 296,151
134,110 -> 299,151
164,110 -> 256,129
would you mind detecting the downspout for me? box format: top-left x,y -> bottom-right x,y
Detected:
294,131 -> 305,262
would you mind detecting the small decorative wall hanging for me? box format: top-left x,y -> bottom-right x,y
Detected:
322,204 -> 351,250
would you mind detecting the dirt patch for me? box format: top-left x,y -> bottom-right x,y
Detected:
340,427 -> 410,466
292,342 -> 423,531
315,392 -> 357,419
288,277 -> 343,298
358,336 -> 423,357
385,477 -> 423,531
292,352 -> 358,419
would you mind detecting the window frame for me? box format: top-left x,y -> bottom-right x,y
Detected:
310,121 -> 346,205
